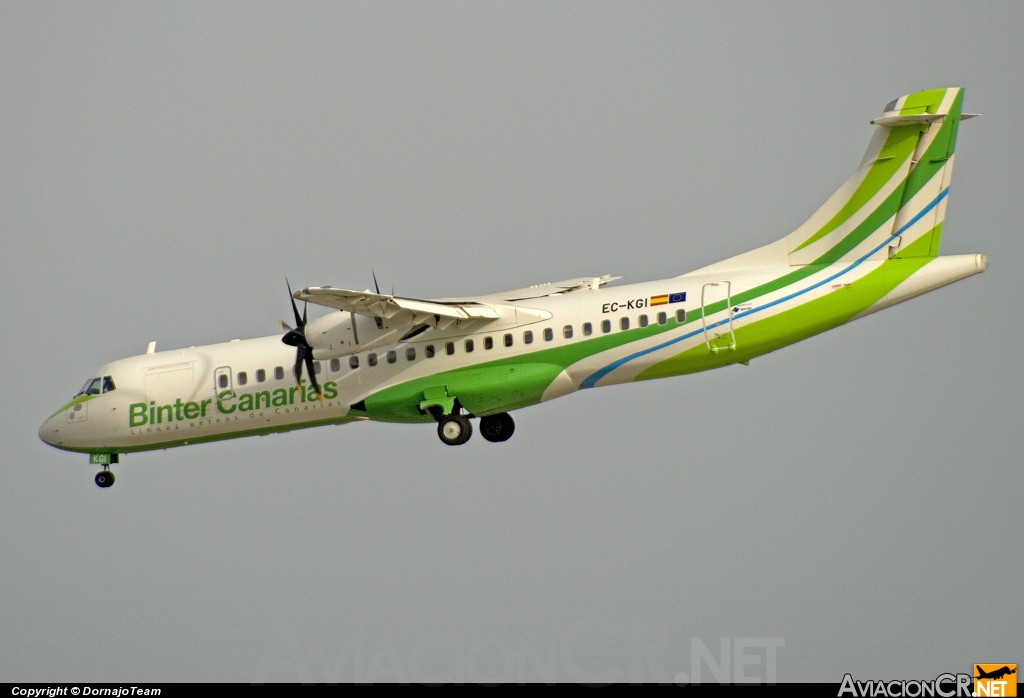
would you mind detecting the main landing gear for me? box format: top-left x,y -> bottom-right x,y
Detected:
435,411 -> 515,446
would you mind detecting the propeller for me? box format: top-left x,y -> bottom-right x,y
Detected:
280,279 -> 322,396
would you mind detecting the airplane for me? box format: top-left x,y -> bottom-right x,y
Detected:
975,666 -> 1017,681
39,87 -> 987,488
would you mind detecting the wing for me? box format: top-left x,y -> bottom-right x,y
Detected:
469,274 -> 621,302
295,286 -> 501,322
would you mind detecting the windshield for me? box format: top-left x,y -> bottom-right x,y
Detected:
77,378 -> 101,396
76,375 -> 116,397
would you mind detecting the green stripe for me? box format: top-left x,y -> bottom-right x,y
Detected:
57,414 -> 363,455
637,253 -> 936,380
48,394 -> 96,420
790,126 -> 919,253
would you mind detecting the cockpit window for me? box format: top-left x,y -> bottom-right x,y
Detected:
77,378 -> 102,396
75,376 -> 115,397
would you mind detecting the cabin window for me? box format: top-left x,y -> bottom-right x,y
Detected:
638,315 -> 649,328
218,373 -> 229,389
465,339 -> 474,353
425,344 -> 435,358
523,330 -> 533,344
657,312 -> 667,325
237,371 -> 248,386
676,309 -> 686,323
484,336 -> 493,350
620,317 -> 630,331
406,347 -> 416,361
275,366 -> 285,380
368,353 -> 378,367
386,350 -> 397,364
330,359 -> 341,372
543,328 -> 553,342
563,325 -> 573,339
445,342 -> 455,356
601,319 -> 611,334
582,322 -> 593,336
101,376 -> 116,393
503,333 -> 513,347
314,361 -> 322,374
349,356 -> 359,369
256,369 -> 266,383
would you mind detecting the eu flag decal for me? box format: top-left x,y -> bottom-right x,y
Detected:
669,292 -> 686,304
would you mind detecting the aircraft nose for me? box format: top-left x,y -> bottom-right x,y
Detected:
39,413 -> 62,447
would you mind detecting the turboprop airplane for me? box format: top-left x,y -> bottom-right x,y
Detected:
39,87 -> 987,488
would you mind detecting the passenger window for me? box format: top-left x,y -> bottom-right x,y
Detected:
314,361 -> 322,374
465,339 -> 474,353
102,376 -> 116,393
638,315 -> 649,328
620,317 -> 630,331
563,325 -> 573,339
676,309 -> 686,323
445,342 -> 455,356
543,328 -> 553,341
238,371 -> 248,386
406,347 -> 416,361
657,312 -> 667,325
503,333 -> 513,347
484,336 -> 493,350
523,330 -> 533,344
330,359 -> 341,372
256,369 -> 266,382
601,320 -> 611,334
274,366 -> 284,380
425,345 -> 435,358
218,374 -> 229,389
368,353 -> 378,367
349,356 -> 359,369
582,322 -> 592,336
386,351 -> 397,364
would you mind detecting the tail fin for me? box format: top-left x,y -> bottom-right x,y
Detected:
689,88 -> 974,275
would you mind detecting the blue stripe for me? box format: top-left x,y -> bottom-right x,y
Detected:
579,188 -> 948,389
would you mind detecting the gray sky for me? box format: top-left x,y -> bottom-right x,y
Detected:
3,0 -> 1020,683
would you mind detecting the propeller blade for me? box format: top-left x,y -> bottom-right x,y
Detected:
286,278 -> 303,328
304,351 -> 321,396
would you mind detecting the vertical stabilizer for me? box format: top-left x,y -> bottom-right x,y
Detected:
686,88 -> 972,276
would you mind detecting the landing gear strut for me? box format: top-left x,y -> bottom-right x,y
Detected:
437,413 -> 472,446
479,413 -> 515,443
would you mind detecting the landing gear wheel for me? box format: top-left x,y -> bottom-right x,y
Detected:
479,413 -> 515,443
94,470 -> 115,488
437,414 -> 472,446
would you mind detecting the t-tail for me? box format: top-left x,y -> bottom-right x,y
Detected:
695,87 -> 984,284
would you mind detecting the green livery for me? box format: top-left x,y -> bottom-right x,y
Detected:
39,88 -> 986,488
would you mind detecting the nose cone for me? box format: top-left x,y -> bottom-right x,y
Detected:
39,413 -> 60,447
39,397 -> 89,451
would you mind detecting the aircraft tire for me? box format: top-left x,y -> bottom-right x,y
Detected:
437,414 -> 472,446
479,413 -> 515,443
94,470 -> 115,488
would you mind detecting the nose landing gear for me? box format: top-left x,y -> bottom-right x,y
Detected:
91,453 -> 119,488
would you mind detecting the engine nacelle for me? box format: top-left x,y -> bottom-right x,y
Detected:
304,311 -> 426,359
